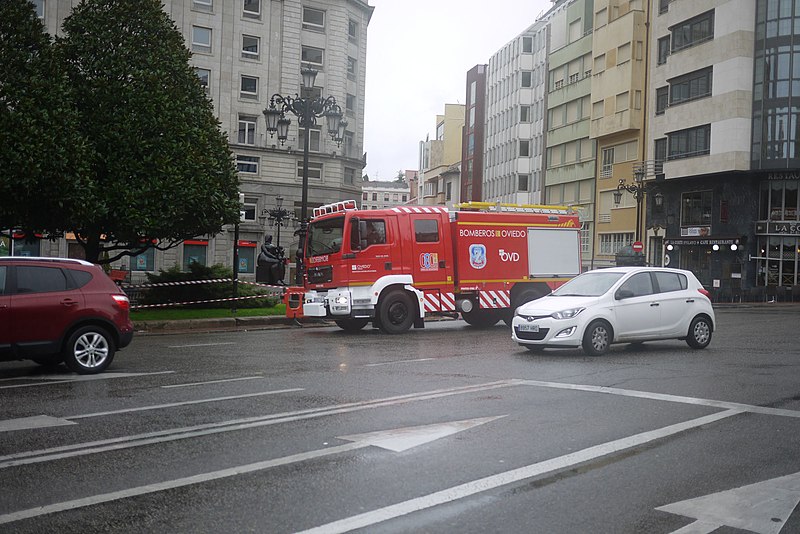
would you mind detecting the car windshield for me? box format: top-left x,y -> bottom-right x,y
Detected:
551,271 -> 626,297
307,216 -> 344,256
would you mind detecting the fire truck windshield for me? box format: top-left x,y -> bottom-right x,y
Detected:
307,216 -> 344,256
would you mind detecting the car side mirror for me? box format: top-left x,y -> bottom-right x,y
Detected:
615,289 -> 634,300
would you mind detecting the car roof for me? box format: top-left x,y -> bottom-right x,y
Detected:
581,266 -> 697,276
0,256 -> 95,267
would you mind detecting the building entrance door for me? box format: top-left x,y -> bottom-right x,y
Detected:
680,246 -> 711,287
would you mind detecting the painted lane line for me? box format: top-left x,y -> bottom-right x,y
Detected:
167,342 -> 236,348
66,388 -> 304,420
298,409 -> 744,534
0,380 -> 522,469
0,371 -> 175,390
0,417 -> 503,526
161,376 -> 264,388
364,358 -> 436,367
519,380 -> 800,419
0,416 -> 76,433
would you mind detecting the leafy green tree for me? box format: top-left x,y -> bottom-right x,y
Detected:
395,170 -> 405,183
57,0 -> 239,263
0,0 -> 92,239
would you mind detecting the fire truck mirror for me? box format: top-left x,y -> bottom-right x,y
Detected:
358,220 -> 368,250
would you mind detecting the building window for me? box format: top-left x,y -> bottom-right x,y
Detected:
521,71 -> 533,87
183,242 -> 208,270
518,174 -> 529,192
243,0 -> 260,18
348,19 -> 358,42
193,0 -> 212,10
236,155 -> 259,174
657,36 -> 670,65
372,192 -> 377,201
659,0 -> 670,14
242,35 -> 259,60
601,147 -> 614,177
240,75 -> 258,99
195,67 -> 210,93
303,7 -> 325,31
522,36 -> 533,53
300,127 -> 321,152
669,67 -> 712,106
302,46 -> 324,68
671,10 -> 714,53
345,168 -> 356,185
343,131 -> 354,157
237,115 -> 257,145
600,233 -> 634,255
32,0 -> 44,19
654,138 -> 667,173
656,86 -> 668,114
402,194 -> 408,202
384,193 -> 390,202
519,140 -> 531,157
680,191 -> 713,226
297,161 -> 322,180
668,124 -> 711,160
445,183 -> 452,201
133,248 -> 155,271
520,105 -> 530,123
192,26 -> 212,53
347,57 -> 357,81
346,94 -> 356,116
242,196 -> 257,221
616,91 -> 629,112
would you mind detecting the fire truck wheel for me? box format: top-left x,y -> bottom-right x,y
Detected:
462,309 -> 499,328
334,318 -> 370,332
378,290 -> 415,334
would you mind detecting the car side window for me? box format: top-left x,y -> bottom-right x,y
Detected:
15,266 -> 69,294
0,266 -> 6,295
364,220 -> 386,246
619,272 -> 654,297
654,272 -> 686,293
67,269 -> 93,289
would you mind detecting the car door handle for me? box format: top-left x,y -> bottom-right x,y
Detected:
650,302 -> 659,307
61,299 -> 78,306
685,299 -> 695,303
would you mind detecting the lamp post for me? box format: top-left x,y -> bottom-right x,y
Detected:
263,66 -> 344,285
613,167 -> 648,243
261,195 -> 294,250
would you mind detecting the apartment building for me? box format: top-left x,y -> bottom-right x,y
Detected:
545,0 -> 596,269
484,21 -> 550,206
462,65 -> 487,203
418,104 -> 465,208
647,0 -> 760,293
24,0 -> 372,283
590,0 -> 649,268
361,180 -> 411,210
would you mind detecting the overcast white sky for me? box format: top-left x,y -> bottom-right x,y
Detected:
362,0 -> 554,182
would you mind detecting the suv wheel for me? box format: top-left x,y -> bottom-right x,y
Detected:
63,326 -> 115,374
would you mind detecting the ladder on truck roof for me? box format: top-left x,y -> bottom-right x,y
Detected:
455,201 -> 575,215
312,199 -> 358,218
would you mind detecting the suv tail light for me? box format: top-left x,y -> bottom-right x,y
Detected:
112,294 -> 130,310
698,288 -> 711,300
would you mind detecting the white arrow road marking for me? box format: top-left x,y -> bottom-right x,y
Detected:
0,380 -> 521,469
0,417 -> 503,526
298,409 -> 743,534
657,471 -> 800,534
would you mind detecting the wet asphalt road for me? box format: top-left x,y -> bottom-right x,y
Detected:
0,306 -> 799,533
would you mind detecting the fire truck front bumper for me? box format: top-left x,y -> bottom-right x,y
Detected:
303,289 -> 369,318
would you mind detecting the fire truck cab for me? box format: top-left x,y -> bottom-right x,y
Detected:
290,200 -> 582,334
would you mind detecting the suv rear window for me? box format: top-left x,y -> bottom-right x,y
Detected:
0,266 -> 6,295
16,266 -> 69,294
67,269 -> 93,289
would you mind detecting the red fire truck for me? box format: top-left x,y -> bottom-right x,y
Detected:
284,200 -> 582,334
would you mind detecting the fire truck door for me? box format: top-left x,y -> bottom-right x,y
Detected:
409,215 -> 452,289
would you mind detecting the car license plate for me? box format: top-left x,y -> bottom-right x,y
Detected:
519,323 -> 539,333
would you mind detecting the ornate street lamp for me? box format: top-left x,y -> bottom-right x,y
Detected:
263,65 -> 344,285
614,167 -> 647,243
260,195 -> 295,250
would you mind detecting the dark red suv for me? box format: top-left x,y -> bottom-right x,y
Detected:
0,257 -> 134,374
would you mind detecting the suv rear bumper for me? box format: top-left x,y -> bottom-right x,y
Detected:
118,329 -> 134,349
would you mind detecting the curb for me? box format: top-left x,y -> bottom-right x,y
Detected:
134,316 -> 329,335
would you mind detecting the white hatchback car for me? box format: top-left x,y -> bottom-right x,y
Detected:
511,267 -> 715,356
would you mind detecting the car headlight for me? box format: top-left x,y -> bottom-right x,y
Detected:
550,307 -> 584,320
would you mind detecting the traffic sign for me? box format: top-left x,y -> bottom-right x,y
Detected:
632,241 -> 643,252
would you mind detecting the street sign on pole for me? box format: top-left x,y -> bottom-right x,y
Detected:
632,241 -> 644,252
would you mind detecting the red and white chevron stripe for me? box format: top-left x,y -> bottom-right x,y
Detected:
391,206 -> 448,214
423,291 -> 456,312
479,290 -> 511,309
